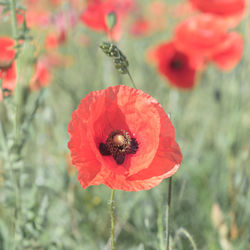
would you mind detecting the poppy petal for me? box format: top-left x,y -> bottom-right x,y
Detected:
68,85 -> 182,191
211,32 -> 243,71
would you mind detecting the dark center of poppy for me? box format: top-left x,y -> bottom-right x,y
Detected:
99,130 -> 138,165
170,59 -> 183,70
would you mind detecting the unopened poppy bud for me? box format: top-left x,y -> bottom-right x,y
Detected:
105,12 -> 117,31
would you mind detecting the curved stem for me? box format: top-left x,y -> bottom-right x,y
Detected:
166,177 -> 172,250
173,228 -> 197,250
110,189 -> 115,250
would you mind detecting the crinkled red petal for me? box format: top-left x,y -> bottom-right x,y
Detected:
211,32 -> 243,71
0,37 -> 15,62
68,85 -> 182,191
0,62 -> 17,90
174,14 -> 230,57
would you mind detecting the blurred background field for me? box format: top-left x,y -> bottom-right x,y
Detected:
0,0 -> 250,249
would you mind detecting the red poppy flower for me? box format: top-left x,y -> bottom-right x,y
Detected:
0,37 -> 17,94
45,30 -> 66,49
68,85 -> 182,191
130,1 -> 167,37
130,19 -> 151,37
211,32 -> 243,71
18,9 -> 51,28
174,14 -> 243,70
30,58 -> 51,91
80,0 -> 133,41
189,0 -> 246,27
148,41 -> 198,89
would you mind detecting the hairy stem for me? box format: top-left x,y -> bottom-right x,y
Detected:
9,0 -> 18,40
110,189 -> 115,250
166,177 -> 172,250
126,69 -> 137,89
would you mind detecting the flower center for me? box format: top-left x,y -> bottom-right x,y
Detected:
170,59 -> 183,70
99,130 -> 138,165
113,134 -> 126,147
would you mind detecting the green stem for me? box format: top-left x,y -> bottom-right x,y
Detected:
9,0 -> 18,40
8,0 -> 20,143
166,177 -> 172,250
157,202 -> 165,250
9,1 -> 22,249
173,228 -> 197,250
110,189 -> 115,250
126,69 -> 137,89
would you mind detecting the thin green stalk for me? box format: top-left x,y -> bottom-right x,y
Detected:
110,189 -> 115,250
166,177 -> 172,250
0,122 -> 8,160
9,0 -> 22,144
20,89 -> 45,148
126,69 -> 137,89
157,202 -> 165,250
173,228 -> 197,250
9,1 -> 22,249
9,0 -> 18,40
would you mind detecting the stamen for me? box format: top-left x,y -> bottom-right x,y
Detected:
129,138 -> 138,154
99,130 -> 138,165
99,143 -> 111,155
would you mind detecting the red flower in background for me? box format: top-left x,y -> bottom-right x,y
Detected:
211,32 -> 243,71
130,1 -> 168,37
148,41 -> 198,89
189,0 -> 246,27
80,0 -> 133,41
68,85 -> 182,191
45,30 -> 66,49
174,14 -> 243,70
30,58 -> 51,91
130,19 -> 151,37
0,37 -> 17,97
17,9 -> 51,28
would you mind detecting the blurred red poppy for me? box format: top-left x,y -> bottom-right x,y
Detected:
211,32 -> 243,71
68,85 -> 182,191
130,19 -> 151,37
130,1 -> 167,37
45,30 -> 66,49
30,58 -> 51,91
174,14 -> 243,70
0,37 -> 17,96
17,9 -> 50,28
148,41 -> 198,89
189,0 -> 246,27
80,0 -> 133,41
